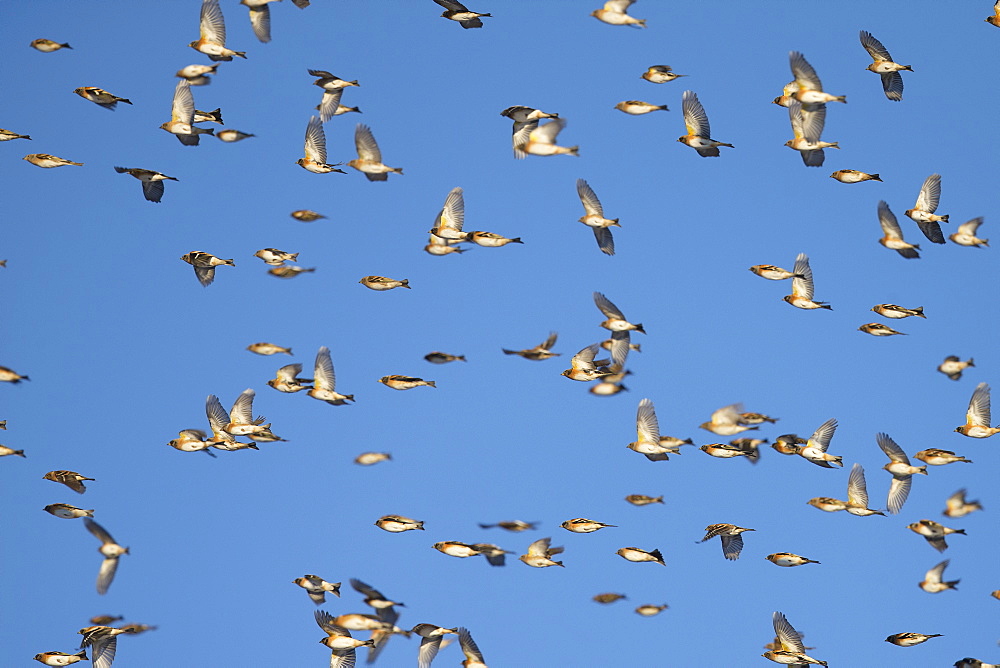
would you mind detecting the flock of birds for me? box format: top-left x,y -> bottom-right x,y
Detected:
5,1 -> 1000,667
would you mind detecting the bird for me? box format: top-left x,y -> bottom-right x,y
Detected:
763,612 -> 828,666
783,253 -> 832,310
885,632 -> 943,647
859,323 -> 906,336
42,470 -> 94,493
789,51 -> 846,107
456,627 -> 488,668
503,332 -> 560,360
360,275 -> 410,291
433,0 -> 491,28
375,515 -> 424,532
411,624 -> 458,668
269,265 -> 315,278
293,574 -> 341,605
248,342 -> 292,355
845,463 -> 886,516
433,541 -> 482,558
23,154 -> 83,168
348,124 -> 402,181
472,543 -> 514,567
943,489 -> 982,518
167,429 -> 216,456
625,494 -> 663,506
469,231 -> 523,247
575,179 -> 619,256
0,366 -> 29,383
560,343 -> 612,382
179,251 -> 234,286
316,618 -> 375,667
872,304 -> 924,319
377,375 -> 435,390
615,100 -> 668,115
627,398 -> 673,461
616,546 -> 664,565
114,167 -> 178,203
700,443 -> 750,459
217,129 -> 253,142
73,87 -> 132,110
424,352 -> 465,364
955,383 -> 1000,438
240,0 -> 280,43
354,452 -> 391,465
700,403 -> 757,436
920,559 -> 959,593
785,100 -> 837,167
189,0 -> 246,60
308,346 -> 353,405
175,63 -> 218,85
519,537 -> 564,567
678,90 -> 733,157
698,524 -> 754,560
914,448 -> 971,466
907,519 -> 966,553
860,31 -> 911,101
765,553 -> 820,567
830,169 -> 881,183
989,0 -> 1000,26
30,38 -> 72,52
308,69 -> 360,122
749,264 -> 804,281
593,291 -> 645,333
876,201 -> 920,258
43,503 -> 94,519
593,593 -> 627,604
500,106 -> 560,159
560,518 -> 616,533
429,186 -> 470,242
253,249 -> 298,266
77,626 -> 130,668
797,418 -> 842,468
0,128 -> 31,141
479,520 -> 538,532
634,604 -> 669,616
222,388 -> 273,438
905,174 -> 949,243
160,80 -> 214,146
83,518 -> 128,595
591,0 -> 646,27
350,577 -> 405,625
517,118 -> 578,156
33,650 -> 88,666
949,217 -> 988,247
642,65 -> 684,83
297,116 -> 344,173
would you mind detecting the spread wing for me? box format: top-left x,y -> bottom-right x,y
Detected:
790,253 -> 814,300
807,418 -> 838,453
247,4 -> 272,43
457,627 -> 485,663
528,118 -> 565,145
314,346 -> 336,391
570,344 -> 600,372
772,611 -> 806,653
967,382 -> 991,426
720,534 -> 744,561
877,200 -> 903,239
593,292 -> 626,319
876,432 -> 909,465
576,179 -> 604,216
789,51 -> 823,91
593,227 -> 615,255
305,116 -> 327,162
84,518 -> 117,546
859,30 -> 892,61
540,332 -> 558,350
956,217 -> 983,235
417,637 -> 442,668
90,636 -> 118,668
206,394 -> 230,434
636,398 -> 660,444
200,0 -> 227,45
229,388 -> 256,425
318,88 -> 344,123
915,173 -> 941,213
681,90 -> 710,137
96,557 -> 119,595
171,80 -> 194,125
847,462 -> 869,507
354,124 -> 382,162
141,180 -> 165,203
437,187 -> 465,231
880,71 -> 904,101
604,0 -> 636,11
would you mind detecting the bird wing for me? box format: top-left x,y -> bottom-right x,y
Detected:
526,537 -> 551,556
84,518 -> 117,546
926,559 -> 948,584
956,217 -> 983,235
96,557 -> 119,595
528,118 -> 565,145
876,432 -> 910,465
314,346 -> 336,391
330,648 -> 356,668
608,330 -> 630,368
541,332 -> 558,350
605,0 -> 636,11
847,462 -> 869,507
790,253 -> 814,300
915,173 -> 941,213
433,0 -> 470,10
141,180 -> 165,203
437,187 -> 465,231
314,610 -> 345,634
570,344 -> 600,372
276,364 -> 303,382
967,383 -> 991,426
576,179 -> 604,216
789,51 -> 823,91
799,104 -> 826,144
877,201 -> 903,239
305,116 -> 327,162
511,119 -> 536,159
417,637 -> 442,668
229,388 -> 256,425
193,265 -> 216,286
206,394 -> 230,434
593,292 -> 626,319
859,30 -> 892,61
681,90 -> 710,137
318,88 -> 344,123
806,418 -> 838,453
90,636 -> 118,668
636,398 -> 659,444
710,403 -> 742,426
720,534 -> 744,561
349,578 -> 383,600
880,71 -> 903,101
787,100 -> 805,139
772,611 -> 806,653
886,475 -> 912,515
200,0 -> 227,44
248,4 -> 272,43
457,627 -> 485,663
593,227 -> 615,256
171,80 -> 194,125
354,124 -> 383,162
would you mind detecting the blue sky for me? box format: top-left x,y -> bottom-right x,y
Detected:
3,1 -> 999,666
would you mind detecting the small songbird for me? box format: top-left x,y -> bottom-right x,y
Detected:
180,251 -> 234,286
350,577 -> 405,626
763,612 -> 828,666
33,650 -> 88,666
591,0 -> 646,27
885,632 -> 943,647
830,169 -> 881,183
872,304 -> 924,319
456,627 -> 488,668
698,524 -> 754,561
117,624 -> 156,636
594,291 -> 645,333
30,39 -> 72,52
189,0 -> 246,60
23,154 -> 83,168
783,253 -> 832,310
593,593 -> 627,604
298,116 -> 344,173
424,233 -> 466,256
519,537 -> 565,567
806,497 -> 847,513
348,124 -> 402,181
433,0 -> 491,28
354,452 -> 391,465
160,80 -> 214,146
859,323 -> 906,336
905,174 -> 949,244
797,418 -> 842,468
269,265 -> 315,278
943,489 -> 982,518
240,0 -> 281,43
78,626 -> 130,668
789,50 -> 846,107
785,99 -> 838,167
167,429 -> 216,456
83,518 -> 128,595
517,118 -> 579,157
44,503 -> 94,519
503,332 -> 560,360
955,383 -> 1000,438
308,346 -> 354,405
378,375 -> 435,390
560,344 -> 612,382
627,399 -> 673,461
424,352 -> 465,364
617,546 -> 664,565
615,100 -> 668,115
254,249 -> 298,266
360,275 -> 410,291
920,559 -> 959,593
845,463 -> 885,516
700,403 -> 757,436
907,519 -> 966,553
576,178 -> 620,256
765,553 -> 820,567
500,105 -> 560,159
915,448 -> 971,466
411,624 -> 458,668
114,167 -> 178,203
316,621 -> 375,665
0,366 -> 29,383
248,342 -> 292,355
749,264 -> 803,281
860,31 -> 911,101
433,541 -> 481,558
642,65 -> 684,83
176,63 -> 218,85
478,520 -> 538,532
221,391 -> 273,436
677,90 -> 733,157
949,217 -> 988,247
635,604 -> 669,616
877,200 -> 921,258
731,437 -> 766,463
268,363 -> 312,393
700,443 -> 749,458
293,574 -> 341,605
428,186 -> 471,242
560,518 -> 616,533
42,470 -> 94,493
625,494 -> 663,506
376,515 -> 424,532
217,129 -> 254,142
472,543 -> 514,567
0,128 -> 31,141
469,231 -> 523,247
74,87 -> 132,110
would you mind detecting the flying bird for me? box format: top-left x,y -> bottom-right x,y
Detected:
189,0 -> 246,60
955,383 -> 999,438
83,518 -> 128,595
575,179 -> 619,255
348,124 -> 403,181
591,0 -> 646,27
860,30 -> 911,101
42,470 -> 94,494
783,253 -> 831,310
433,0 -> 491,28
517,118 -> 578,156
503,332 -> 560,360
698,523 -> 754,561
297,116 -> 345,173
500,106 -> 559,159
308,346 -> 354,405
160,80 -> 214,146
763,612 -> 828,666
678,90 -> 733,157
519,537 -> 564,567
785,100 -> 837,167
877,432 -> 927,514
797,418 -> 842,468
77,626 -> 130,668
905,174 -> 949,243
179,251 -> 234,286
114,167 -> 178,203
949,217 -> 988,247
920,559 -> 959,593
73,87 -> 132,110
876,201 -> 920,258
642,65 -> 685,83
628,398 -> 673,461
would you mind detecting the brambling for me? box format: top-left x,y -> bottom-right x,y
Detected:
180,252 -> 234,286
316,621 -> 374,665
739,412 -> 777,425
700,403 -> 756,436
378,375 -> 435,390
254,249 -> 298,266
0,129 -> 31,141
293,575 -> 341,604
806,497 -> 847,513
797,418 -> 842,468
433,541 -> 481,558
291,210 -> 325,222
73,87 -> 132,111
915,448 -> 971,466
297,116 -> 345,173
885,632 -> 942,647
763,611 -> 828,666
83,518 -> 128,595
877,200 -> 920,258
678,90 -> 733,157
0,445 -> 19,458
920,559 -> 959,593
872,304 -> 924,319
950,217 -> 988,247
907,519 -> 966,553
560,344 -> 612,382
628,398 -> 672,461
479,521 -> 537,532
594,291 -> 645,333
615,100 -> 667,115
240,0 -> 280,43
956,383 -> 1000,438
859,323 -> 906,336
846,466 -> 882,517
114,167 -> 177,203
376,515 -> 424,532
905,174 -> 949,243
433,0 -> 491,28
749,264 -> 803,280
860,31 -> 910,101
347,124 -> 402,181
0,366 -> 27,383
411,624 -> 458,668
469,231 -> 523,247
785,100 -> 838,167
428,186 -> 471,242
167,429 -> 216,456
830,169 -> 881,183
517,118 -> 578,156
360,276 -> 410,290
354,452 -> 391,465
23,154 -> 83,168
42,470 -> 94,494
766,552 -> 820,567
593,593 -> 627,604
503,332 -> 560,360
642,65 -> 684,83
783,253 -> 832,310
248,342 -> 292,355
116,624 -> 156,635
698,524 -> 754,561
30,39 -> 72,52
625,494 -> 663,506
591,0 -> 646,27
33,650 -> 88,665
308,346 -> 354,405
217,129 -> 253,142
44,503 -> 94,519
176,63 -> 218,86
519,537 -> 564,567
77,626 -> 131,668
424,352 -> 465,364
789,51 -> 846,106
160,80 -> 214,146
424,233 -> 466,256
616,546 -> 664,565
635,604 -> 668,616
457,627 -> 488,668
268,363 -> 311,393
500,106 -> 559,159
189,0 -> 246,60
943,489 -> 982,518
771,80 -> 798,108
560,518 -> 616,533
576,178 -> 619,256
700,443 -> 749,458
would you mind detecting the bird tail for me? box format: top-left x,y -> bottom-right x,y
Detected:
426,381 -> 437,388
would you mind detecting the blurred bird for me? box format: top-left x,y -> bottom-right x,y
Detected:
765,553 -> 820,567
500,106 -> 559,159
0,366 -> 28,383
240,0 -> 280,43
731,437 -> 766,463
635,604 -> 669,616
433,0 -> 491,28
176,64 -> 218,85
457,627 -> 488,668
348,124 -> 402,181
955,383 -> 1000,438
160,80 -> 214,146
920,559 -> 959,593
877,200 -> 920,258
615,100 -> 667,115
594,291 -> 645,333
433,541 -> 481,558
114,167 -> 178,203
217,129 -> 253,142
907,519 -> 966,553
845,463 -> 885,516
376,515 -> 424,532
872,304 -> 924,319
943,489 -> 982,518
625,494 -> 663,506
268,363 -> 311,393
885,632 -> 942,647
642,65 -> 684,83
989,0 -> 1000,26
860,31 -> 910,101
180,251 -> 234,286
360,275 -> 410,291
83,518 -> 128,595
412,624 -> 458,668
859,323 -> 906,336
783,253 -> 832,310
560,344 -> 612,382
593,593 -> 627,604
678,90 -> 733,157
785,100 -> 837,167
378,375 -> 435,390
763,611 -> 828,666
616,546 -> 664,565
807,497 -> 847,513
297,116 -> 344,173
424,352 -> 465,364
44,503 -> 94,519
354,452 -> 391,465
73,87 -> 131,110
43,470 -> 94,494
749,264 -> 803,281
698,524 -> 754,561
23,154 -> 83,168
0,128 -> 31,141
77,626 -> 130,668
797,418 -> 842,468
472,543 -> 514,567
308,346 -> 354,405
308,70 -> 359,122
189,0 -> 246,60
479,521 -> 538,532
254,249 -> 298,266
950,217 -> 988,247
915,448 -> 971,466
628,398 -> 672,461
33,650 -> 88,666
519,537 -> 564,567
30,39 -> 72,52
905,174 -> 949,243
503,332 -> 560,360
789,51 -> 846,106
830,169 -> 881,183
116,624 -> 156,636
293,574 -> 341,605
575,178 -> 619,256
268,265 -> 314,278
517,118 -> 579,156
591,0 -> 646,27
350,578 -> 405,624
739,412 -> 778,425
700,403 -> 757,436
560,518 -> 616,533
248,342 -> 292,355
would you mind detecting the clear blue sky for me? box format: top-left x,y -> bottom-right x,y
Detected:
3,2 -> 999,666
